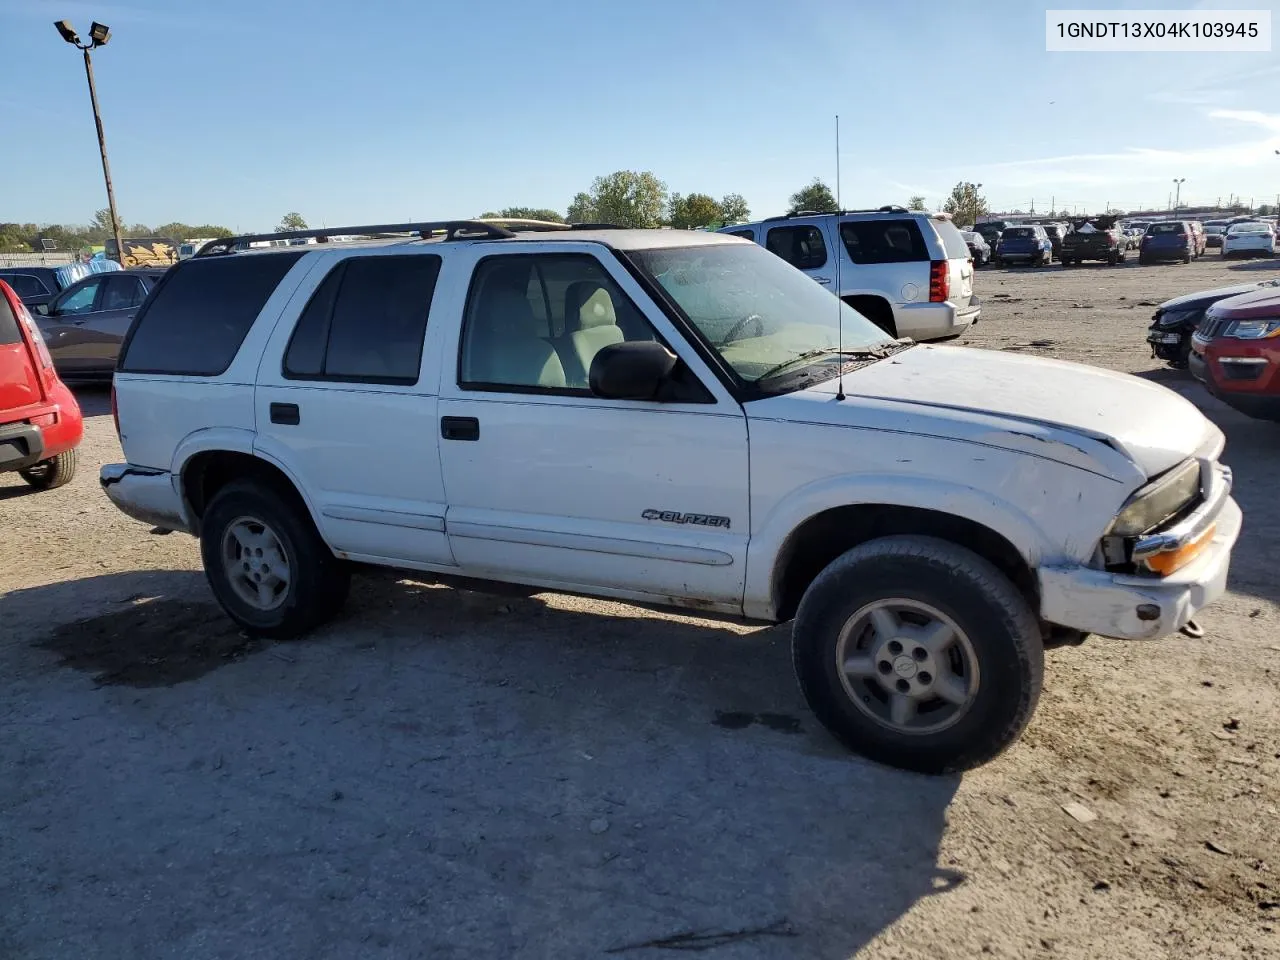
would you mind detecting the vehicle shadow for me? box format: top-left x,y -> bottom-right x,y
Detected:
70,383 -> 112,418
1134,367 -> 1280,607
0,568 -> 962,959
1227,259 -> 1280,273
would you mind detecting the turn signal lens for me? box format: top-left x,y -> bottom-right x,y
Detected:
1143,523 -> 1216,576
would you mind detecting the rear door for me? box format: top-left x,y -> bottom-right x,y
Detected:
253,251 -> 454,567
76,273 -> 152,373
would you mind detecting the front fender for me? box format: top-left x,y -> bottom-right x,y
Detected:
742,473 -> 1056,621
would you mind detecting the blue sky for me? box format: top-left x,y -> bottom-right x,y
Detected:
2,0 -> 1279,230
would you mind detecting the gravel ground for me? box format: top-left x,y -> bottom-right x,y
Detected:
2,254 -> 1278,959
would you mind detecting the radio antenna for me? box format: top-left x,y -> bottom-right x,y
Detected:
834,113 -> 846,401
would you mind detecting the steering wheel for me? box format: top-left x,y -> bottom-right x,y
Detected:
718,314 -> 766,347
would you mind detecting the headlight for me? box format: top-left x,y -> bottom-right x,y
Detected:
1226,318 -> 1280,339
1155,308 -> 1199,328
1106,459 -> 1201,537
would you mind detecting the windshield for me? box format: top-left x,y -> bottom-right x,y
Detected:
629,243 -> 894,383
1148,222 -> 1185,235
1229,223 -> 1270,234
1004,227 -> 1035,239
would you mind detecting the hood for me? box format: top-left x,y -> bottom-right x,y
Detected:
1206,284 -> 1280,320
1158,278 -> 1280,312
784,345 -> 1216,478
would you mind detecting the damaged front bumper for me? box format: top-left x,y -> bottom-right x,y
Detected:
1038,492 -> 1242,641
100,463 -> 193,534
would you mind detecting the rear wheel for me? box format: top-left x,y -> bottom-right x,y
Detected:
792,535 -> 1044,774
200,480 -> 351,639
18,448 -> 77,491
1183,250 -> 1192,264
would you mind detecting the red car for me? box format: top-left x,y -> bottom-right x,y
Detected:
1189,285 -> 1280,422
0,279 -> 83,489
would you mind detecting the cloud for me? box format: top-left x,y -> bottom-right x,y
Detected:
1209,109 -> 1280,132
971,109 -> 1280,189
886,180 -> 940,198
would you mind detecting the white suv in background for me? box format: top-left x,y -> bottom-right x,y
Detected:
719,206 -> 980,341
102,218 -> 1238,775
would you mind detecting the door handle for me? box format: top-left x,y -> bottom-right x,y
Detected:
440,416 -> 479,441
813,276 -> 832,284
270,402 -> 300,425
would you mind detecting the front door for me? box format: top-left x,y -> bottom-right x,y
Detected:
253,251 -> 454,567
436,249 -> 750,609
39,276 -> 106,374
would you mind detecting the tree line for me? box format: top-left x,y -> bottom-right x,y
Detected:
0,208 -> 233,254
483,171 -> 750,230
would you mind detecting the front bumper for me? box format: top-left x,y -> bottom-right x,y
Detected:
99,463 -> 193,533
1038,468 -> 1241,640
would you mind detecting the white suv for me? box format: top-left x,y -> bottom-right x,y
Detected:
102,219 -> 1240,774
719,207 -> 979,341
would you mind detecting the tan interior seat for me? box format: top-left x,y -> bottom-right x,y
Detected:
561,280 -> 624,386
464,263 -> 566,388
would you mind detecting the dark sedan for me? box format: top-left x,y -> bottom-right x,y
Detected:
34,268 -> 167,379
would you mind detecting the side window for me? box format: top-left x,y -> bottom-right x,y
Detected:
118,251 -> 305,376
283,254 -> 440,385
839,219 -> 929,264
1,275 -> 49,298
729,229 -> 756,241
101,274 -> 147,310
55,279 -> 102,315
764,225 -> 828,270
460,255 -> 658,392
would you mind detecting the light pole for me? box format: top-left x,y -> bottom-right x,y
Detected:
1172,178 -> 1185,211
54,19 -> 123,261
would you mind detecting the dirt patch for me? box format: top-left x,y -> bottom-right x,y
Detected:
36,597 -> 260,687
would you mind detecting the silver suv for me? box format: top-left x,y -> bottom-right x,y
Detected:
719,206 -> 980,341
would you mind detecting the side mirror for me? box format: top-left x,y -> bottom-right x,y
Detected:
589,341 -> 677,401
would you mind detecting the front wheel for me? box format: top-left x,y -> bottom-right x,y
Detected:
200,480 -> 351,639
792,535 -> 1044,774
18,448 -> 77,491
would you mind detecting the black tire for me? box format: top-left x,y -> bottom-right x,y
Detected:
792,535 -> 1044,774
1139,256 -> 1150,266
1061,258 -> 1073,267
18,448 -> 77,491
200,480 -> 351,639
1183,250 -> 1192,264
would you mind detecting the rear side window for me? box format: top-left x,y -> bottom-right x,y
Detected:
0,293 -> 20,345
119,252 -> 304,376
931,219 -> 974,260
1,274 -> 50,298
283,254 -> 441,385
765,225 -> 828,269
728,229 -> 755,241
840,218 -> 928,264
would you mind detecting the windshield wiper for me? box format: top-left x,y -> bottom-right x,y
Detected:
756,344 -> 899,383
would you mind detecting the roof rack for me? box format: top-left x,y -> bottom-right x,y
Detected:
761,204 -> 915,223
193,218 -> 614,257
